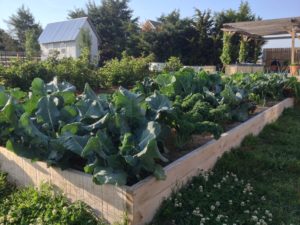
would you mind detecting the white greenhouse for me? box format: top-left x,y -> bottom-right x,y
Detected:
38,17 -> 100,61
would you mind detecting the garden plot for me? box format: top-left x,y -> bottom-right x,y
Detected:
0,71 -> 298,224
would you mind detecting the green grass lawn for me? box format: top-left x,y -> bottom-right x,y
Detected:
0,173 -> 106,225
151,106 -> 300,225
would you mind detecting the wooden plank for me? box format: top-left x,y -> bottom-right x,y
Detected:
0,147 -> 128,225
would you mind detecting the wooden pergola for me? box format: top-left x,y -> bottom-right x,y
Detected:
222,17 -> 300,64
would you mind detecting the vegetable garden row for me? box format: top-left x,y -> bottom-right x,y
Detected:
0,70 -> 299,186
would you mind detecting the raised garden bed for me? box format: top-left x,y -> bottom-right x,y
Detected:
0,98 -> 294,225
225,64 -> 264,75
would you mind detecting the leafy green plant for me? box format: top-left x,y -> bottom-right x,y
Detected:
136,70 -> 256,146
220,32 -> 233,66
164,56 -> 183,73
0,172 -> 103,225
238,36 -> 248,63
0,77 -> 171,185
99,52 -> 153,87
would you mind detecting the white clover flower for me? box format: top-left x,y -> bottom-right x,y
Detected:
228,200 -> 233,205
251,215 -> 258,222
241,201 -> 245,206
199,185 -> 203,192
210,205 -> 215,211
215,201 -> 220,207
261,196 -> 266,201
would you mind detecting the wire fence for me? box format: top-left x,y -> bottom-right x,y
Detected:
0,51 -> 41,67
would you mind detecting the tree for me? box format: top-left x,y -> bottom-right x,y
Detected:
68,0 -> 140,64
6,5 -> 42,49
192,9 -> 215,65
25,29 -> 40,58
68,8 -> 87,19
0,28 -> 19,51
139,10 -> 197,65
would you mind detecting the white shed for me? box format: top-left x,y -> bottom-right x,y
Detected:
38,17 -> 100,61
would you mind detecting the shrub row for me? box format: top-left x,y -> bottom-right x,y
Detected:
0,52 -> 153,91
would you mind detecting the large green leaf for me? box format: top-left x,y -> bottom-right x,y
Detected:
76,98 -> 108,120
23,95 -> 41,114
0,97 -> 17,125
61,122 -> 82,135
155,73 -> 176,87
19,113 -> 49,144
82,113 -> 109,131
6,139 -> 40,160
31,78 -> 46,97
9,88 -> 27,100
36,96 -> 60,129
137,121 -> 161,150
46,78 -> 76,105
60,105 -> 78,123
81,136 -> 106,158
0,92 -> 9,108
113,87 -> 146,125
135,139 -> 167,180
46,77 -> 76,93
93,167 -> 127,185
59,133 -> 89,156
146,91 -> 172,119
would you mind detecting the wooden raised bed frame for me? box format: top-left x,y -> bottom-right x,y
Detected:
0,98 -> 294,225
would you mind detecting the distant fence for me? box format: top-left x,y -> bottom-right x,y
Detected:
263,48 -> 300,72
149,62 -> 217,73
0,51 -> 40,67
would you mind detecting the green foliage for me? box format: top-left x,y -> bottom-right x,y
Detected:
139,70 -> 255,146
1,60 -> 53,90
25,29 -> 40,59
78,28 -> 92,55
99,52 -> 153,87
238,37 -> 247,63
0,78 -> 171,185
220,32 -> 232,65
0,29 -> 19,51
0,71 -> 299,186
6,5 -> 42,49
226,73 -> 299,102
0,173 -> 104,225
140,1 -> 261,66
164,56 -> 183,73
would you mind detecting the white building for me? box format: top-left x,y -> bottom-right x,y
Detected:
38,17 -> 100,61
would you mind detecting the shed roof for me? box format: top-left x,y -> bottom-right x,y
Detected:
148,20 -> 162,29
38,17 -> 99,44
222,17 -> 300,37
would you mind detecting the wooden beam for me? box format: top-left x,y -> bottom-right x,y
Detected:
221,27 -> 262,39
291,28 -> 296,64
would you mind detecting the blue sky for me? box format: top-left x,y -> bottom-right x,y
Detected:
0,0 -> 299,30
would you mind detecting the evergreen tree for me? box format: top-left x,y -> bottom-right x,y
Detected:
6,5 -> 42,49
0,28 -> 19,51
